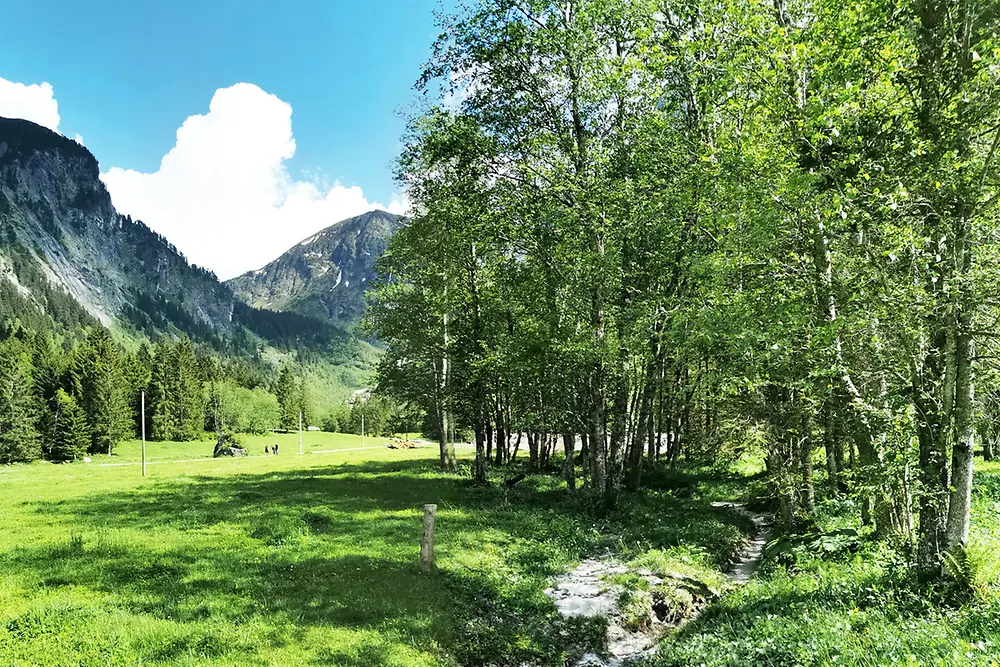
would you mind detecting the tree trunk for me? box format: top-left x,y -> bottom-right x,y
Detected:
438,308 -> 457,471
474,419 -> 487,483
437,401 -> 455,472
799,412 -> 815,516
650,367 -> 662,462
947,328 -> 975,550
495,404 -> 507,466
915,336 -> 950,577
563,432 -> 576,490
824,399 -> 839,495
528,432 -> 539,470
589,369 -> 607,494
485,419 -> 494,465
627,362 -> 655,491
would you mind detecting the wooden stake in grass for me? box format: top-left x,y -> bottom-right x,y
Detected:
420,504 -> 436,572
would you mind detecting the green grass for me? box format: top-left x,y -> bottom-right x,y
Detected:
648,461 -> 1000,667
17,442 -> 1000,666
98,431 -> 422,464
0,449 -> 753,666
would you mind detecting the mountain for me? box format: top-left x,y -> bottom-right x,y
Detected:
0,117 -> 244,341
227,209 -> 404,327
0,116 -> 361,362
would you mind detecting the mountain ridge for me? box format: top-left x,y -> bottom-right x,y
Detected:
0,117 -> 368,360
0,116 -> 235,338
227,209 -> 404,327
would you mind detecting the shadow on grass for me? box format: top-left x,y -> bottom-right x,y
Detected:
8,458 -> 756,666
644,468 -> 1000,667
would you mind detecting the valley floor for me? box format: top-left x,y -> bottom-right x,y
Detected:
2,445 -> 1000,666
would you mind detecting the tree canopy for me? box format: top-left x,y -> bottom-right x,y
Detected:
367,0 -> 1000,579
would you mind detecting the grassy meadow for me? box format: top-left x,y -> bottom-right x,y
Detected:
7,442 -> 1000,666
106,431 -> 420,464
0,444 -> 752,667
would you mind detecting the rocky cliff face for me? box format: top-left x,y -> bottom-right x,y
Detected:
0,117 -> 234,337
227,209 -> 404,326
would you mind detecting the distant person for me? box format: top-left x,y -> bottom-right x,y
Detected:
274,443 -> 279,455
264,446 -> 268,456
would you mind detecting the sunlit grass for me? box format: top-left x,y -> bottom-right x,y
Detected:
0,447 -> 751,666
100,430 -> 424,463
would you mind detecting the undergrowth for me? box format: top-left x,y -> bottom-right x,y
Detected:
647,461 -> 1000,667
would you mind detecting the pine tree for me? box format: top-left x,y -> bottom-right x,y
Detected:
28,332 -> 64,450
0,337 -> 41,463
275,365 -> 298,431
121,348 -> 150,439
149,341 -> 177,441
298,376 -> 312,428
68,327 -> 131,455
173,337 -> 204,440
146,339 -> 205,442
49,388 -> 89,461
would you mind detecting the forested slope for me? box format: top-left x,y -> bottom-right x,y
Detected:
0,117 -> 379,463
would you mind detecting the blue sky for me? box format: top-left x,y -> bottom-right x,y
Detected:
0,0 -> 454,277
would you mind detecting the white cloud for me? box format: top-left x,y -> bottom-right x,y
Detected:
102,83 -> 406,280
0,77 -> 61,132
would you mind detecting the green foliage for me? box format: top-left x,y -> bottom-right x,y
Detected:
47,388 -> 89,462
346,394 -> 398,437
275,364 -> 299,431
763,528 -> 862,568
0,336 -> 40,463
231,300 -> 347,355
207,380 -> 280,435
148,337 -> 204,441
65,328 -> 131,455
297,376 -> 312,427
320,404 -> 351,433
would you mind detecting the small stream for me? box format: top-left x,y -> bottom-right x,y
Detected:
545,501 -> 772,666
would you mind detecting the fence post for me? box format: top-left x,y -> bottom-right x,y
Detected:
141,391 -> 146,477
420,504 -> 437,572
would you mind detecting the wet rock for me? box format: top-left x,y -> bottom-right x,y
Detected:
545,559 -> 661,666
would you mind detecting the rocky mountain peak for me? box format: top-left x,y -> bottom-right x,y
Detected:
227,209 -> 405,326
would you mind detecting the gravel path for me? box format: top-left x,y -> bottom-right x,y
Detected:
709,501 -> 774,584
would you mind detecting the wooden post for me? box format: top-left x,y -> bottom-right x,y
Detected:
141,391 -> 146,477
420,504 -> 437,572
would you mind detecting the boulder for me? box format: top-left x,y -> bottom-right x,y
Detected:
213,431 -> 247,458
214,444 -> 247,458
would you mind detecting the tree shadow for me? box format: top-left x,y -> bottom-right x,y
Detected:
12,457 -> 756,665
